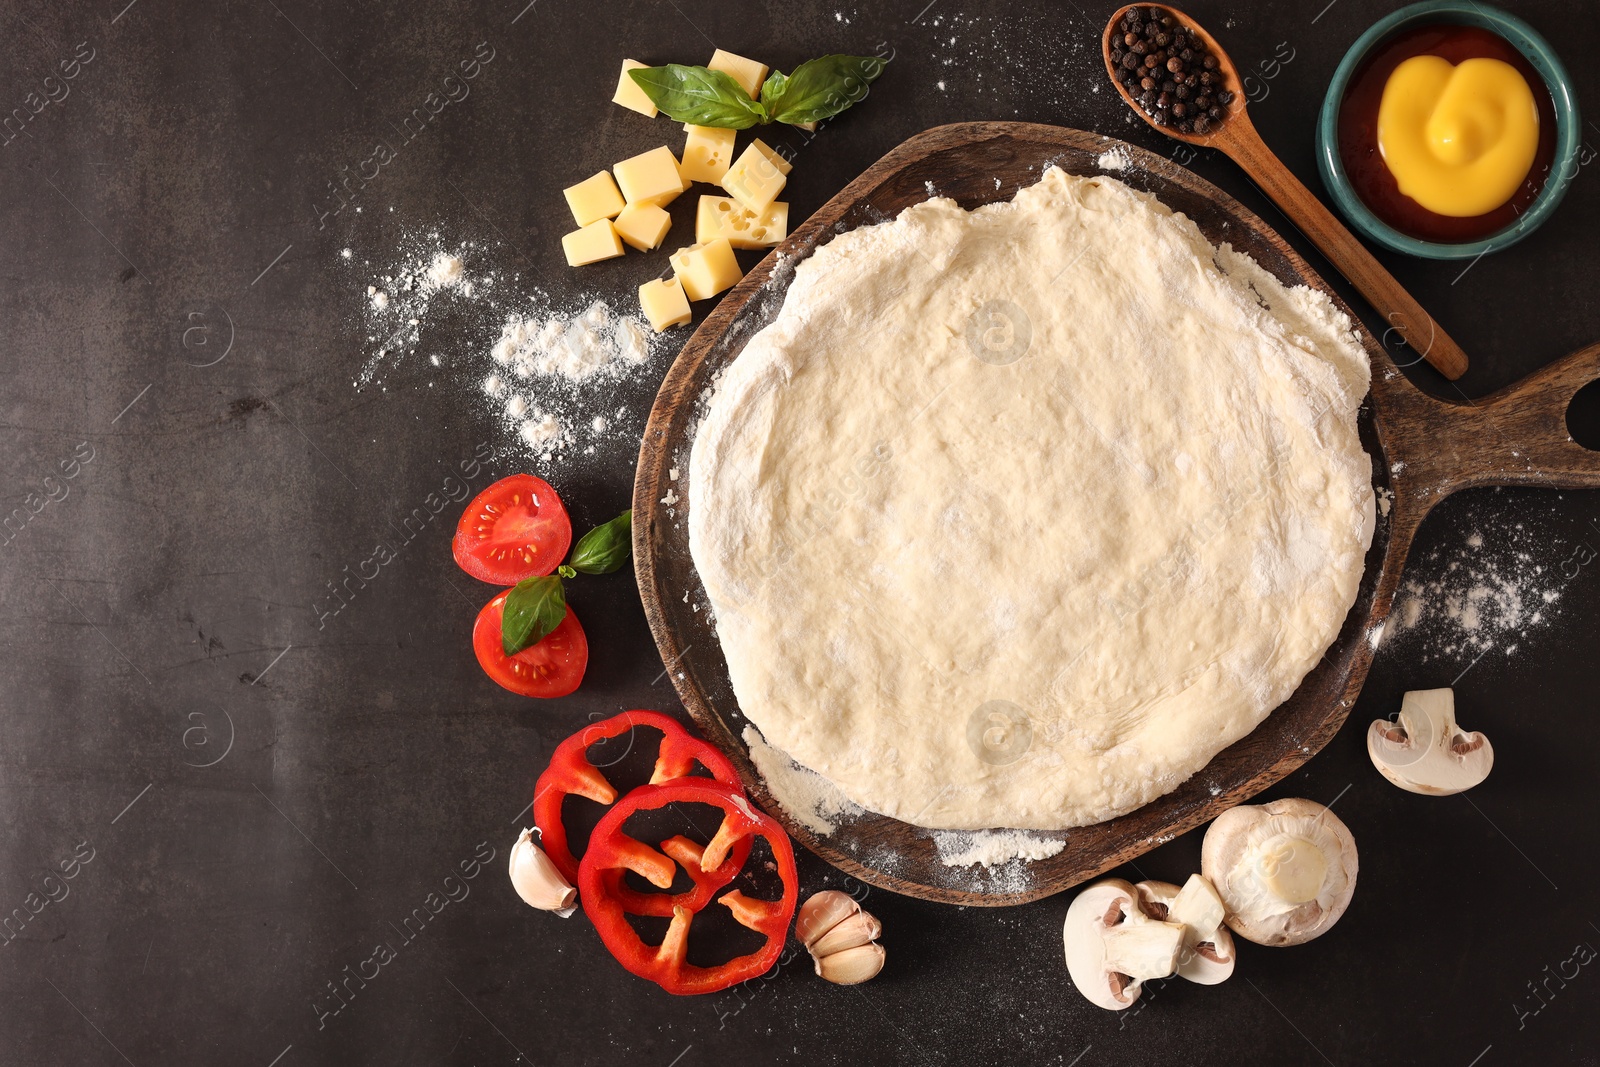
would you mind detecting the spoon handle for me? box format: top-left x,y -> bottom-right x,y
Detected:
1221,123 -> 1470,381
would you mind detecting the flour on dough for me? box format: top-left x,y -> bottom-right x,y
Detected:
690,168 -> 1374,831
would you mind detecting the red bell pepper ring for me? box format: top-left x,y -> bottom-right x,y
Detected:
533,709 -> 742,884
596,833 -> 751,917
578,779 -> 799,996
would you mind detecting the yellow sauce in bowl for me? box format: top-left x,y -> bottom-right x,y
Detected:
1377,55 -> 1538,217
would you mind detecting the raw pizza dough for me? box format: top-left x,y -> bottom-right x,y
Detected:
688,167 -> 1374,831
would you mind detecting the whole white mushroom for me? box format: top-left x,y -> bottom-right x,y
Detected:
1201,798 -> 1358,947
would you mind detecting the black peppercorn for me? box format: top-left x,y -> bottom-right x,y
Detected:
1114,5 -> 1233,137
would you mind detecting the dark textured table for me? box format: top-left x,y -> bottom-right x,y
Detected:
2,1 -> 1597,1064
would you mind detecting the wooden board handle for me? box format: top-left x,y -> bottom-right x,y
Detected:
1377,342 -> 1600,495
1222,121 -> 1470,381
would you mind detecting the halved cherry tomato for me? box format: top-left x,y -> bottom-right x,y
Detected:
472,589 -> 588,698
453,475 -> 572,585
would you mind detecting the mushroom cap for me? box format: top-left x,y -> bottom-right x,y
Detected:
1062,879 -> 1144,1011
1368,688 -> 1493,796
1134,879 -> 1236,985
1201,798 -> 1358,947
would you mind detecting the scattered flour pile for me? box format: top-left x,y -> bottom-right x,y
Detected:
483,301 -> 654,460
358,238 -> 483,375
351,233 -> 668,465
932,830 -> 1066,868
1387,510 -> 1578,665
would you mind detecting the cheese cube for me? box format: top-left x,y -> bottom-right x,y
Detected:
639,276 -> 692,331
669,238 -> 742,301
613,202 -> 672,251
612,59 -> 659,117
561,219 -> 624,266
750,139 -> 793,176
563,171 -> 626,227
614,145 -> 688,208
695,195 -> 787,249
680,125 -> 738,184
708,49 -> 769,98
720,139 -> 790,213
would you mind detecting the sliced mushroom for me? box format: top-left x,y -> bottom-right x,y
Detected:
1368,688 -> 1494,795
1063,878 -> 1183,1010
1134,874 -> 1236,985
1201,798 -> 1358,948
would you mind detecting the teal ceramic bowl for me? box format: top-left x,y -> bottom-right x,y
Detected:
1315,1 -> 1581,260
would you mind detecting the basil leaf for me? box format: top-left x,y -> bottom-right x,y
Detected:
568,510 -> 633,576
763,54 -> 887,126
501,575 -> 567,657
628,65 -> 766,129
758,70 -> 788,108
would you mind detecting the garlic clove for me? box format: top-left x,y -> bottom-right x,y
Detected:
814,942 -> 886,985
797,889 -> 863,948
812,908 -> 889,959
509,828 -> 577,916
809,910 -> 883,958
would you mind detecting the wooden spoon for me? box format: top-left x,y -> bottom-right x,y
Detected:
1102,4 -> 1469,380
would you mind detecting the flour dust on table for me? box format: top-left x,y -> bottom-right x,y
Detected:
348,231 -> 670,466
1383,501 -> 1580,664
